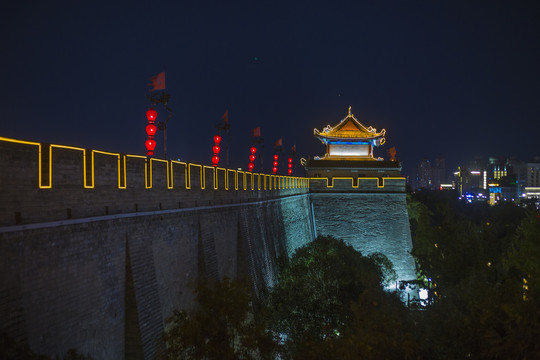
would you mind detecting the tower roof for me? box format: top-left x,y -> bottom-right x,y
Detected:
314,107 -> 386,143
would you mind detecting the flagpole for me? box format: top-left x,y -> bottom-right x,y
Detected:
164,126 -> 167,159
226,139 -> 230,167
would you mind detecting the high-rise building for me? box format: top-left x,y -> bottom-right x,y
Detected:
516,158 -> 540,200
432,154 -> 446,189
414,158 -> 432,190
488,157 -> 508,181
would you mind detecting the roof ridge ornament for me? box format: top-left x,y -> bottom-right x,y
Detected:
348,106 -> 352,117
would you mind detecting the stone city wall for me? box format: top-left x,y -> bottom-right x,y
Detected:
0,137 -> 309,227
0,137 -> 315,359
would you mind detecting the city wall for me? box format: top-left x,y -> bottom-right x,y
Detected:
0,137 -> 415,359
0,138 -> 308,227
0,137 -> 315,359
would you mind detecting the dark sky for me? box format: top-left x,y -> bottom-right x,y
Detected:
2,1 -> 539,177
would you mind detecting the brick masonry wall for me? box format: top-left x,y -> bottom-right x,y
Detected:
0,195 -> 315,359
0,138 -> 314,359
309,177 -> 406,193
0,139 -> 309,227
0,137 -> 414,359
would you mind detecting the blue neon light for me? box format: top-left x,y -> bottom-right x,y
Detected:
327,140 -> 372,145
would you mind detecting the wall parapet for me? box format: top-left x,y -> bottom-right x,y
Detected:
308,177 -> 406,193
0,137 -> 309,226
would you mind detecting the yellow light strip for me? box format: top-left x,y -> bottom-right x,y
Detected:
188,164 -> 204,189
1,137 -> 313,192
309,177 -> 406,188
183,162 -> 191,189
92,150 -> 127,189
228,169 -> 238,190
215,167 -> 228,190
46,144 -> 86,187
203,166 -> 214,190
238,170 -> 245,190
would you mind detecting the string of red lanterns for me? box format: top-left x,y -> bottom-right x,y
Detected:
145,108 -> 158,156
288,157 -> 293,175
248,146 -> 257,172
273,154 -> 279,174
212,135 -> 221,166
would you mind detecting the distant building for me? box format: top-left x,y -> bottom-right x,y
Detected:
412,154 -> 447,191
432,154 -> 446,189
516,158 -> 540,201
414,158 -> 432,190
488,157 -> 508,181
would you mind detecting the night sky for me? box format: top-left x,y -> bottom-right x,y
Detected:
2,1 -> 540,178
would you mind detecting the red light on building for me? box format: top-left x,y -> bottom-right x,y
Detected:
146,124 -> 157,137
273,154 -> 279,160
249,154 -> 256,162
212,135 -> 222,166
273,167 -> 277,174
250,147 -> 257,154
146,109 -> 157,122
288,163 -> 292,168
288,158 -> 292,163
288,169 -> 292,175
273,161 -> 278,167
248,162 -> 254,171
145,139 -> 156,156
145,109 -> 158,157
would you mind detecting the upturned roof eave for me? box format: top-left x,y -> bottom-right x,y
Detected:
314,133 -> 384,141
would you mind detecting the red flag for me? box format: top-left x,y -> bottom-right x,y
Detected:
222,109 -> 229,124
148,72 -> 166,91
388,147 -> 396,161
274,138 -> 282,148
252,127 -> 261,137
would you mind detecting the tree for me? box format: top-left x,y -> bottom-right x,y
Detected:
266,235 -> 412,359
408,191 -> 540,359
159,277 -> 276,360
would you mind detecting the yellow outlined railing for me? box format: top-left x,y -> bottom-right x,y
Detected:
0,137 -> 311,191
310,177 -> 406,188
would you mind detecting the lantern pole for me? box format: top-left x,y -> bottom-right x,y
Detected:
146,92 -> 172,159
214,114 -> 231,167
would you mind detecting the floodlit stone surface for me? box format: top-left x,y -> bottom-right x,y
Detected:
311,193 -> 417,282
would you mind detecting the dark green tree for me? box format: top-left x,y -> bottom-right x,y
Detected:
409,191 -> 539,359
159,277 -> 276,360
266,235 -> 413,359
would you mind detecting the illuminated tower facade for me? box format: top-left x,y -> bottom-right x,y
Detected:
305,108 -> 416,296
305,107 -> 402,181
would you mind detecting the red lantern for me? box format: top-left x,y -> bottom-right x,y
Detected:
273,167 -> 277,173
288,158 -> 292,163
213,145 -> 221,154
249,154 -> 256,162
273,161 -> 278,167
288,163 -> 292,168
288,169 -> 292,175
212,155 -> 219,166
145,139 -> 156,151
146,109 -> 157,122
214,135 -> 222,144
250,147 -> 257,154
248,163 -> 254,171
146,123 -> 157,137
273,154 -> 279,160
